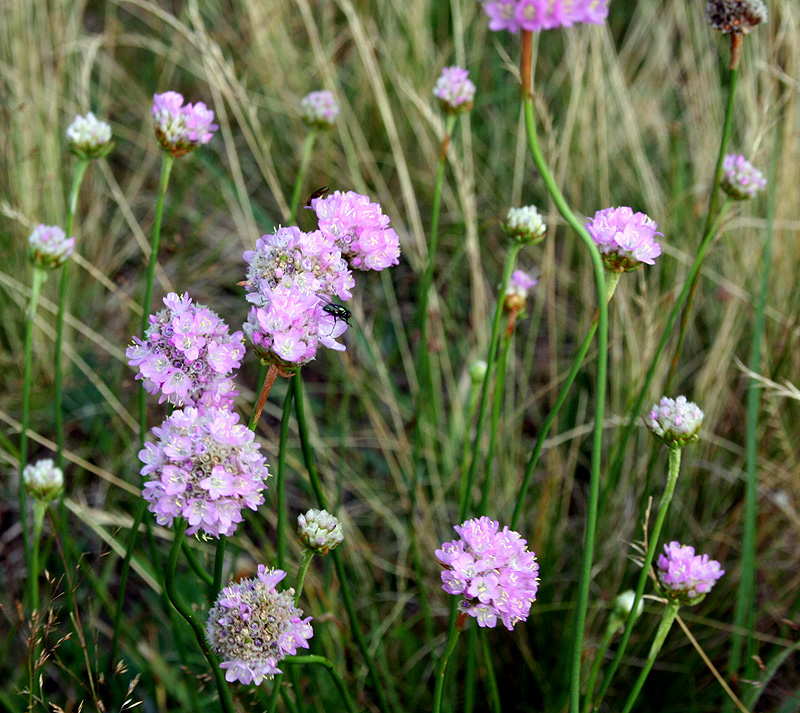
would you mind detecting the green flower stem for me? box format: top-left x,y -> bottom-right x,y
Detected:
665,66 -> 739,392
294,550 -> 315,605
288,130 -> 318,225
20,265 -> 46,609
619,601 -> 680,713
285,655 -> 358,713
55,157 -> 89,472
112,150 -> 174,668
519,30 -> 609,713
592,446 -> 682,711
464,625 -> 478,713
179,539 -> 213,588
166,526 -> 236,713
212,536 -> 226,596
511,273 -> 620,530
293,373 -> 396,713
480,628 -> 501,713
604,201 -> 731,496
277,381 -> 294,571
582,619 -> 618,713
432,613 -> 466,713
29,501 -> 47,606
460,241 -> 523,521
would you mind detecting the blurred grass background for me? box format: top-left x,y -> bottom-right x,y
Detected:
1,0 -> 799,711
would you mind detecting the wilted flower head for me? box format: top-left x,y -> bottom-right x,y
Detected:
721,154 -> 766,200
585,207 -> 662,272
645,395 -> 704,448
657,541 -> 724,604
127,293 -> 244,408
706,0 -> 767,34
27,224 -> 74,270
433,66 -> 476,114
66,112 -> 113,159
297,509 -> 344,554
206,565 -> 313,684
504,269 -> 538,313
139,406 -> 269,538
23,459 -> 64,502
435,516 -> 540,630
152,91 -> 217,157
481,0 -> 609,34
504,205 -> 547,244
311,190 -> 401,271
300,90 -> 339,129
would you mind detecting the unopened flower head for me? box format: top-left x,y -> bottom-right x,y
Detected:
433,66 -> 476,114
27,224 -> 74,270
657,541 -> 724,604
66,112 -> 113,159
311,190 -> 401,271
297,509 -> 344,554
469,360 -> 488,385
645,395 -> 704,448
23,459 -> 64,502
152,91 -> 218,157
504,269 -> 538,313
435,516 -> 539,630
608,589 -> 644,631
206,565 -> 313,684
585,206 -> 662,272
706,0 -> 767,34
481,0 -> 609,34
504,205 -> 546,244
139,406 -> 269,538
721,154 -> 766,200
301,90 -> 339,129
127,293 -> 244,408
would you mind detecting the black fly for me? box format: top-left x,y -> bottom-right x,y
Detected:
318,296 -> 352,336
305,185 -> 330,208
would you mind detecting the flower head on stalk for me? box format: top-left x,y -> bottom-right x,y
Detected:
436,516 -> 540,630
656,541 -> 725,605
152,91 -> 218,157
139,406 -> 269,538
706,0 -> 767,34
503,205 -> 547,245
644,395 -> 704,449
585,206 -> 662,272
311,190 -> 401,271
66,112 -> 113,159
23,459 -> 64,503
433,66 -> 476,114
721,154 -> 766,200
126,292 -> 245,408
27,224 -> 74,270
504,269 -> 538,314
481,0 -> 608,34
301,90 -> 339,130
206,565 -> 313,684
297,509 -> 344,554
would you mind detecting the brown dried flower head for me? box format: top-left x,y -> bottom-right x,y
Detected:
706,0 -> 768,34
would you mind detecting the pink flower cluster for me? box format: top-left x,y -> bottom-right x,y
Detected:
481,0 -> 608,34
301,90 -> 339,129
206,566 -> 313,684
139,407 -> 269,538
435,516 -> 540,630
433,66 -> 476,113
657,541 -> 724,603
152,91 -> 218,157
585,206 -> 662,272
127,293 -> 244,408
241,226 -> 355,367
721,153 -> 766,200
27,224 -> 74,270
310,191 -> 401,271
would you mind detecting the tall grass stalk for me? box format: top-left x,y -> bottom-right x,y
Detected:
287,130 -> 318,224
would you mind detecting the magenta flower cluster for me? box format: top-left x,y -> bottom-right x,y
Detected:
310,190 -> 401,271
301,90 -> 339,129
206,566 -> 313,684
127,293 -> 244,408
657,541 -> 724,603
27,224 -> 75,270
585,206 -> 662,272
433,66 -> 476,113
152,91 -> 218,157
480,0 -> 608,34
139,407 -> 269,538
721,153 -> 766,200
435,516 -> 540,630
241,226 -> 355,366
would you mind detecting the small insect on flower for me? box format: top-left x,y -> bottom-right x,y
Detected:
320,298 -> 352,328
305,186 -> 330,208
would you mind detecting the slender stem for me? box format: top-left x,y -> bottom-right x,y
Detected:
212,536 -> 226,596
285,655 -> 358,713
619,601 -> 680,713
277,382 -> 294,570
432,613 -> 466,713
20,266 -> 46,609
583,620 -> 617,713
55,158 -> 89,471
592,446 -> 682,710
480,628 -> 501,713
464,625 -> 478,713
288,130 -> 318,225
294,550 -> 315,605
179,539 -> 213,587
249,364 -> 280,431
30,501 -> 46,607
293,375 -> 327,509
166,527 -> 237,713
